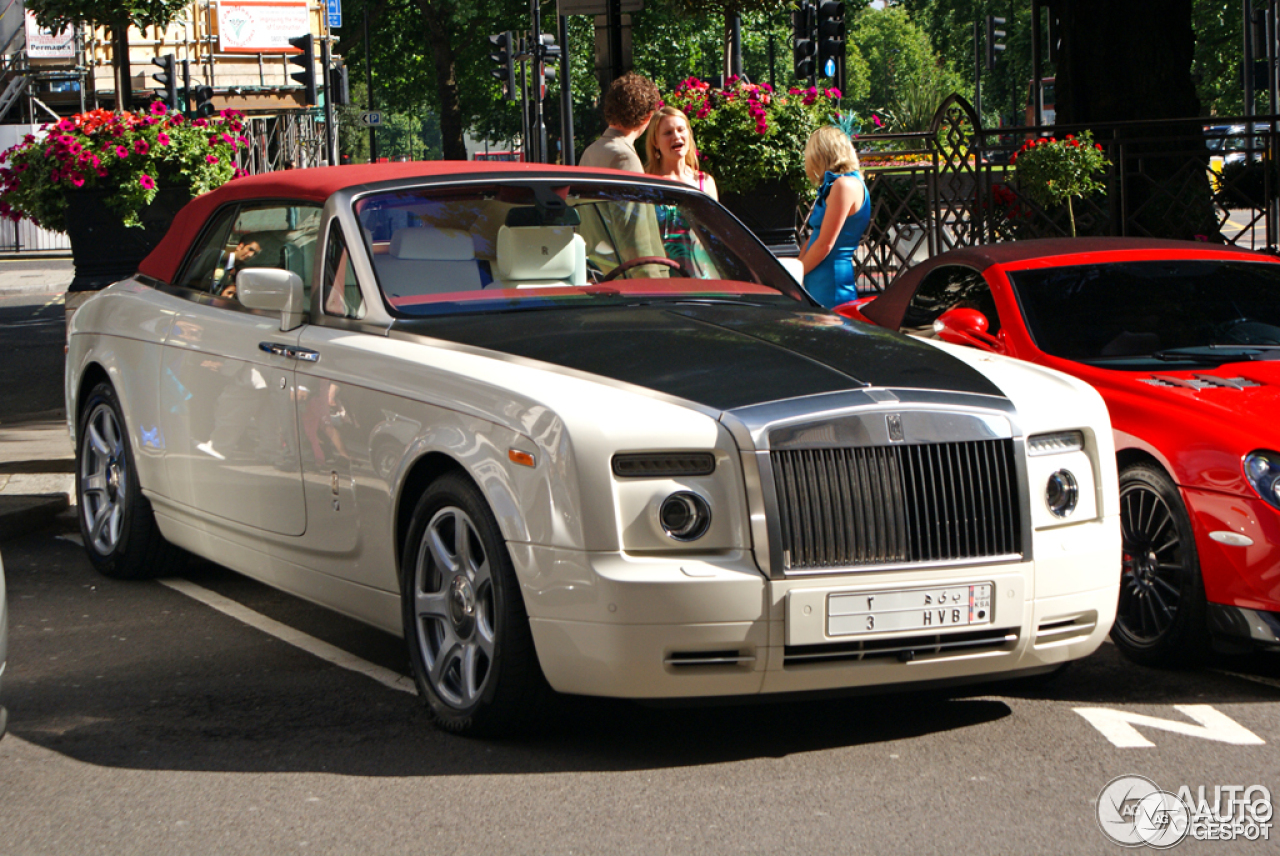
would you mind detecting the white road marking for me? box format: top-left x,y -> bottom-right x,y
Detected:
158,577 -> 417,695
1212,669 -> 1280,692
1074,704 -> 1266,748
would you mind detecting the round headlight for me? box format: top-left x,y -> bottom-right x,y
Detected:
1045,469 -> 1079,518
1244,451 -> 1280,512
659,492 -> 712,541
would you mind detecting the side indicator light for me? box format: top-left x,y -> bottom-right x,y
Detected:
509,449 -> 536,468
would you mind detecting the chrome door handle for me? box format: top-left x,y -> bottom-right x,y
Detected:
259,342 -> 320,362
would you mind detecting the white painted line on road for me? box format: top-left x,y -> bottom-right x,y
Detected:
158,577 -> 417,696
1074,704 -> 1266,748
1213,669 -> 1280,692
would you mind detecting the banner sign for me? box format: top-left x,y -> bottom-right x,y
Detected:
24,12 -> 75,59
217,1 -> 310,53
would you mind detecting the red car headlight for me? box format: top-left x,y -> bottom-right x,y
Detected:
1243,450 -> 1280,510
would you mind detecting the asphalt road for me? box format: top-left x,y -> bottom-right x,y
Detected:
0,264 -> 72,425
1,530 -> 1278,854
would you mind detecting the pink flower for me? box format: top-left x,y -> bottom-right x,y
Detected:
133,139 -> 149,155
150,101 -> 168,116
193,118 -> 208,128
157,132 -> 170,146
206,155 -> 219,164
139,174 -> 156,189
56,119 -> 75,132
69,172 -> 85,187
115,145 -> 129,159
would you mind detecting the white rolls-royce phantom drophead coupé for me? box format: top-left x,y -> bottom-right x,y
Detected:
66,162 -> 1120,735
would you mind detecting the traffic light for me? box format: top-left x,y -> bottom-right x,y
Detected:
538,33 -> 559,99
150,53 -> 178,111
985,15 -> 1006,70
329,63 -> 350,106
287,33 -> 317,105
816,1 -> 845,82
792,1 -> 816,80
192,84 -> 215,118
489,31 -> 516,102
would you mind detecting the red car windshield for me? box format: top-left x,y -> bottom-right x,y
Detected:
1009,259 -> 1280,364
353,181 -> 808,316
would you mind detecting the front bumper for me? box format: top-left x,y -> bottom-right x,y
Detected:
513,523 -> 1119,699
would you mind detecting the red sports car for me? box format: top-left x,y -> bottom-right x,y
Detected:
839,237 -> 1280,667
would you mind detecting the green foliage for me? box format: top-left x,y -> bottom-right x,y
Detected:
0,104 -> 241,232
1011,131 -> 1110,235
846,6 -> 966,127
24,0 -> 188,28
1192,0 -> 1245,116
665,77 -> 842,195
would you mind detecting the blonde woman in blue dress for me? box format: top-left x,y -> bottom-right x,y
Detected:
798,125 -> 870,307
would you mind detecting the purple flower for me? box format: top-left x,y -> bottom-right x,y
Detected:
133,139 -> 149,155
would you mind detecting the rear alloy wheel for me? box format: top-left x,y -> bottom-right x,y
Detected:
1111,463 -> 1208,667
77,381 -> 183,579
401,472 -> 551,735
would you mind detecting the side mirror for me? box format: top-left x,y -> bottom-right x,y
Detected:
933,306 -> 1005,354
236,268 -> 306,331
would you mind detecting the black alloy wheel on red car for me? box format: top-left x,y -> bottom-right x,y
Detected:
1111,463 -> 1209,667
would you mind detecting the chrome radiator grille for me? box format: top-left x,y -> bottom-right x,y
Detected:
771,439 -> 1022,571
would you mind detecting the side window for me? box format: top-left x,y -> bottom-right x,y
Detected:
321,222 -> 365,319
175,202 -> 322,302
900,266 -> 1002,337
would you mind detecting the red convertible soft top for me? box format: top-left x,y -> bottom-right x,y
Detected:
137,161 -> 652,285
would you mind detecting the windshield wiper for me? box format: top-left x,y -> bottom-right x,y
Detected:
1152,345 -> 1280,362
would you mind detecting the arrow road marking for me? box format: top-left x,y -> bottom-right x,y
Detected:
1074,704 -> 1266,748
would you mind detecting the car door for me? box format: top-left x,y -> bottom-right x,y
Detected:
159,201 -> 321,536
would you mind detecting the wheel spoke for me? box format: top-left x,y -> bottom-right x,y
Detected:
87,419 -> 111,458
415,588 -> 450,621
460,645 -> 483,703
429,639 -> 462,689
82,473 -> 108,496
427,515 -> 460,575
89,501 -> 113,548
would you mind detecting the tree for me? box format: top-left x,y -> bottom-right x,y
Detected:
657,0 -> 796,79
1047,0 -> 1215,239
25,0 -> 190,110
848,5 -> 964,129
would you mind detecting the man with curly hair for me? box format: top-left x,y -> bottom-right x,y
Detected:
580,72 -> 660,172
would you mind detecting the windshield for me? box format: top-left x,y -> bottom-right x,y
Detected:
353,180 -> 809,317
1009,259 -> 1280,365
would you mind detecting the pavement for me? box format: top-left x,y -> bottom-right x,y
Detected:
0,254 -> 77,542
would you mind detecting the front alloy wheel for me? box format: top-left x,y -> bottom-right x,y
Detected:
413,505 -> 496,709
1111,463 -> 1208,667
401,472 -> 551,735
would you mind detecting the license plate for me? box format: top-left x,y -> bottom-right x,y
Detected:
828,583 -> 993,637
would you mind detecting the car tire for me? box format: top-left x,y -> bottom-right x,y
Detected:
76,381 -> 184,580
401,471 -> 552,736
1110,462 -> 1209,667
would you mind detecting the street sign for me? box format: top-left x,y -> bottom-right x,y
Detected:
327,0 -> 341,28
359,111 -> 382,127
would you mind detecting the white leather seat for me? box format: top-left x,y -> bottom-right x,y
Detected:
495,225 -> 586,287
376,227 -> 483,298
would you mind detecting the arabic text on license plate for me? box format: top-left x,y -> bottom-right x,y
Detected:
827,584 -> 993,637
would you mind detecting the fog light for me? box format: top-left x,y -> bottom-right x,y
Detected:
1045,469 -> 1079,518
659,492 -> 711,541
